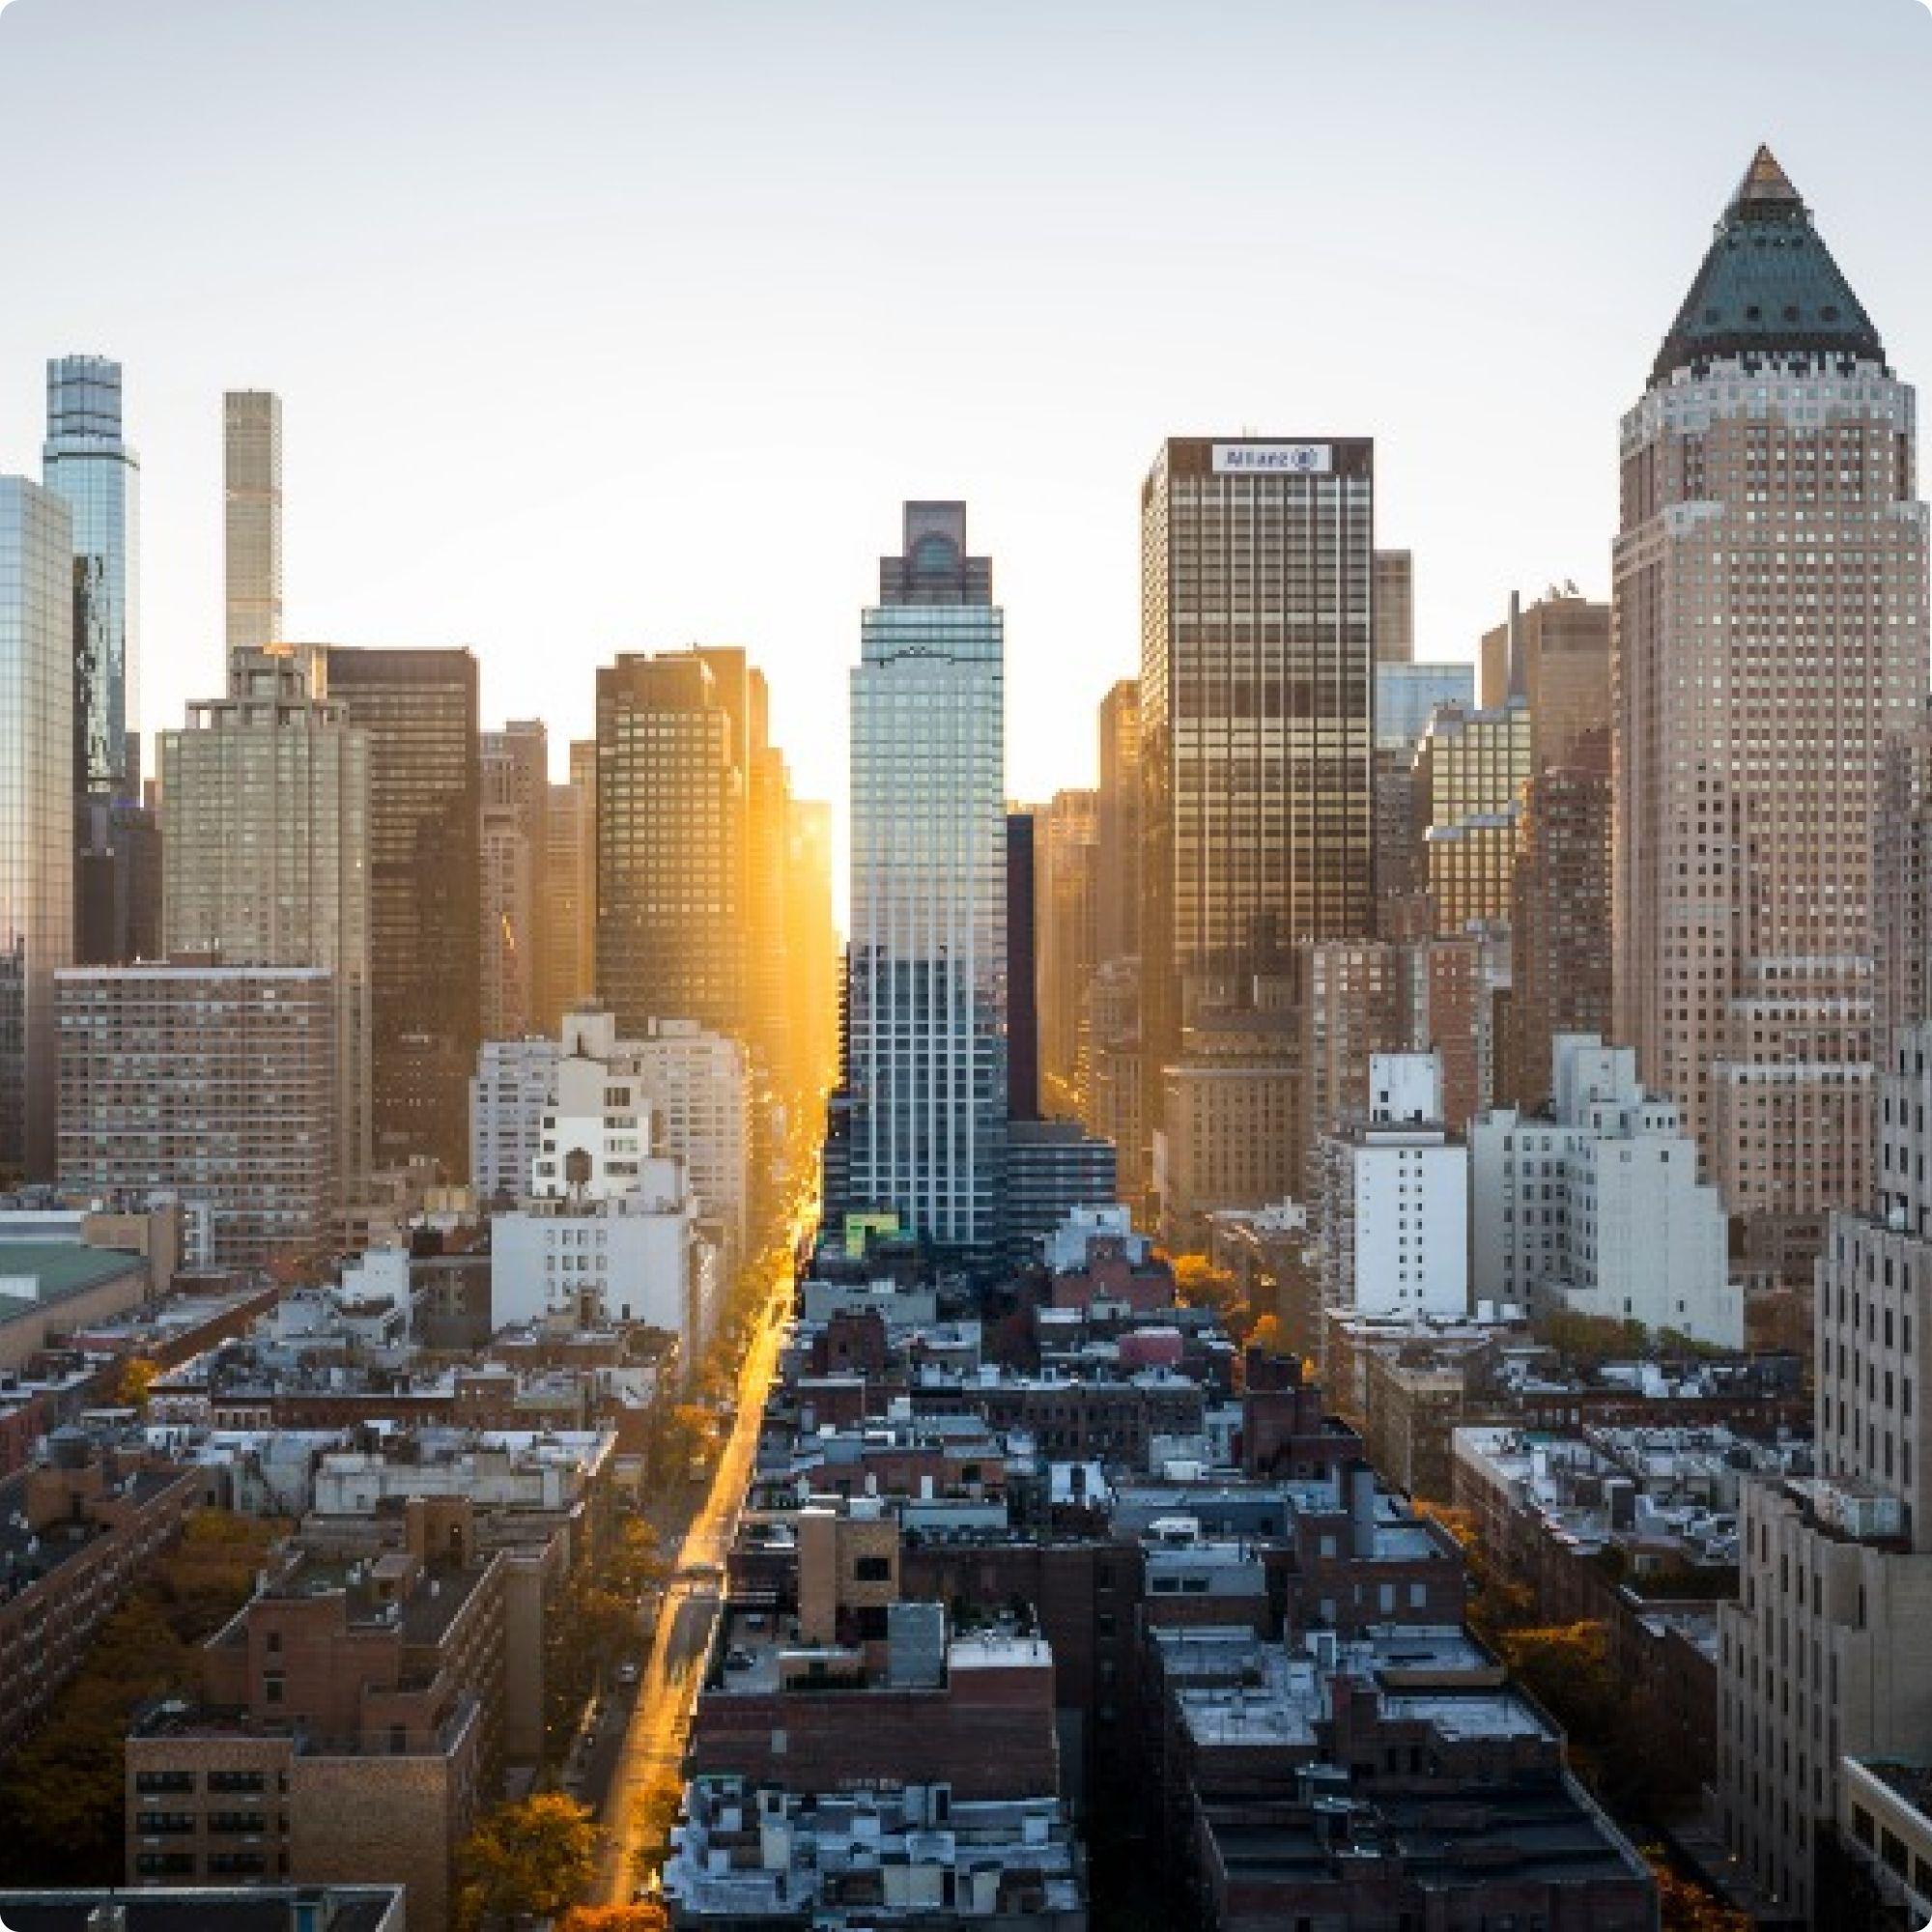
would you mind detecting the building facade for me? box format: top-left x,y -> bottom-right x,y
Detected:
1141,438 -> 1377,1179
313,645 -> 481,1175
160,645 -> 372,1200
0,479 -> 74,1180
479,720 -> 547,1043
1612,148 -> 1928,1279
1481,586 -> 1610,772
223,390 -> 282,652
1413,696 -> 1532,937
842,503 -> 1007,1257
57,964 -> 337,1269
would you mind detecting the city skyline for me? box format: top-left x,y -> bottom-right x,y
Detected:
0,0 -> 1927,883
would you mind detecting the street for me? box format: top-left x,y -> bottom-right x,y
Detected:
589,1210 -> 803,1904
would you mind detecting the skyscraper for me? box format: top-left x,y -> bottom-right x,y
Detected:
784,796 -> 838,1106
161,644 -> 372,1202
594,649 -> 749,1043
1140,437 -> 1377,1179
842,502 -> 1007,1255
43,355 -> 139,798
1479,587 -> 1610,772
1094,679 -> 1141,969
1612,147 -> 1927,1279
1412,697 -> 1532,936
537,738 -> 597,1031
1006,809 -> 1039,1123
479,719 -> 548,1041
224,390 -> 283,652
1037,787 -> 1099,1116
0,479 -> 74,1179
309,645 -> 480,1174
1373,549 -> 1414,664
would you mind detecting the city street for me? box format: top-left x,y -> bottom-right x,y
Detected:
589,1209 -> 804,1904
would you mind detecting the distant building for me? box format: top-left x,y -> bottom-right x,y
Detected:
1037,788 -> 1099,1117
161,644 -> 372,1202
1314,1054 -> 1467,1321
1006,809 -> 1039,1122
312,644 -> 481,1176
57,963 -> 338,1270
222,389 -> 282,652
0,477 -> 75,1179
1006,1120 -> 1118,1257
537,737 -> 596,1031
1373,547 -> 1413,663
478,720 -> 547,1042
1469,1034 -> 1741,1348
1413,696 -> 1531,937
1480,586 -> 1610,772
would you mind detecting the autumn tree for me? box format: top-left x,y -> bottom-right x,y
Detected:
456,1792 -> 603,1930
1646,1849 -> 1752,1930
113,1355 -> 160,1412
556,1908 -> 669,1932
1245,1313 -> 1285,1357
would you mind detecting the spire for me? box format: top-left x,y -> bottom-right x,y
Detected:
1650,146 -> 1884,386
1729,144 -> 1803,215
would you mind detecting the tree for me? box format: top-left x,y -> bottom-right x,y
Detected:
1645,1849 -> 1752,1931
556,1909 -> 669,1932
113,1355 -> 160,1412
1246,1313 -> 1284,1356
456,1792 -> 603,1930
1172,1254 -> 1243,1328
629,1770 -> 685,1883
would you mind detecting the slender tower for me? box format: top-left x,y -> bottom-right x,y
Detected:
43,355 -> 139,799
843,502 -> 1007,1257
1612,147 -> 1929,1282
225,390 -> 284,651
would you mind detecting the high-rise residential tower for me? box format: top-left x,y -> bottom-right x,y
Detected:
161,645 -> 372,1202
841,502 -> 1007,1256
308,645 -> 480,1174
1140,437 -> 1377,1175
224,390 -> 283,651
43,355 -> 139,799
0,479 -> 75,1179
1612,148 -> 1928,1279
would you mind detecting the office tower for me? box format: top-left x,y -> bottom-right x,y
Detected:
1470,1035 -> 1741,1346
223,390 -> 283,651
1095,679 -> 1141,968
1006,810 -> 1039,1122
1373,549 -> 1414,663
479,719 -> 548,1041
1480,587 -> 1610,772
0,480 -> 75,1179
749,737 -> 795,1100
161,645 -> 372,1199
1085,959 -> 1143,1207
73,795 -> 161,967
57,963 -> 336,1269
1006,1118 -> 1117,1254
594,649 -> 749,1045
314,645 -> 481,1173
43,355 -> 139,799
1314,1053 -> 1467,1320
785,796 -> 838,1102
844,503 -> 1007,1255
1613,149 -> 1927,1282
1719,1023 -> 1932,1916
1413,697 -> 1531,936
1375,662 -> 1475,753
1037,788 -> 1099,1114
1508,732 -> 1613,1109
537,738 -> 596,1031
1140,437 -> 1377,1179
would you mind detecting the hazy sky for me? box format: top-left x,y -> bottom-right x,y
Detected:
1,0 -> 1929,896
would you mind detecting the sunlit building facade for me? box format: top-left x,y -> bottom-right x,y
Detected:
842,502 -> 1007,1255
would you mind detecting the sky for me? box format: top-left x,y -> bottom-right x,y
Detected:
0,0 -> 1929,909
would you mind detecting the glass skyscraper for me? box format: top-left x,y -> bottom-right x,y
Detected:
43,355 -> 139,797
0,479 -> 75,1179
844,502 -> 1007,1256
224,390 -> 283,651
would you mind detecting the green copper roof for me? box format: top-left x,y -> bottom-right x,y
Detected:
1651,146 -> 1884,384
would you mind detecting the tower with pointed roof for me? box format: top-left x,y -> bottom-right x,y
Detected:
1611,147 -> 1929,1293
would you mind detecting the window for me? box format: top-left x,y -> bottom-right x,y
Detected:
853,1555 -> 892,1583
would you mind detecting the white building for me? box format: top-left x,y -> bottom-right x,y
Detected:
1719,1020 -> 1932,1918
488,1011 -> 720,1369
1468,1034 -> 1741,1349
470,1006 -> 750,1257
1315,1054 -> 1467,1321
